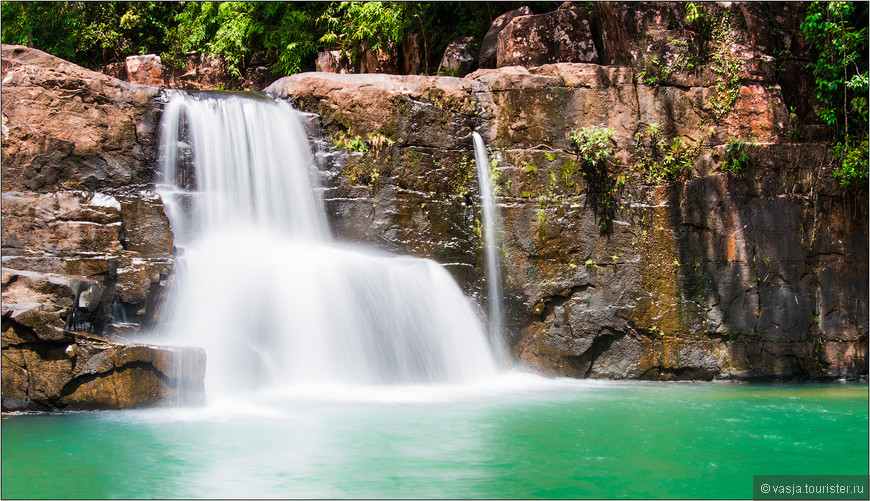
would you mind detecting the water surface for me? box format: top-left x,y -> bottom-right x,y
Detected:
3,377 -> 867,499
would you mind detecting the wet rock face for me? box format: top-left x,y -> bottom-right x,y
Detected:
1,266 -> 204,412
1,329 -> 205,412
270,2 -> 867,381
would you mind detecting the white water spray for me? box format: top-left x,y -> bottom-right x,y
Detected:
472,132 -> 506,361
156,92 -> 498,395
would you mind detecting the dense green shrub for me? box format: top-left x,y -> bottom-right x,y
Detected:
571,126 -> 615,168
633,123 -> 698,184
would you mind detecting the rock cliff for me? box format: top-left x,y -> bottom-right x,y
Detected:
1,2 -> 867,410
1,45 -> 204,411
267,2 -> 867,380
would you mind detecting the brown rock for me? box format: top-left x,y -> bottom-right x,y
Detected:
315,51 -> 352,74
117,192 -> 174,257
437,36 -> 478,77
401,33 -> 424,75
1,336 -> 205,412
592,2 -> 632,66
359,42 -> 399,74
479,6 -> 532,69
1,191 -> 123,257
125,54 -> 163,87
497,9 -> 599,68
1,45 -> 161,193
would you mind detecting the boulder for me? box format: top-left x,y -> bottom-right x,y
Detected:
1,45 -> 161,193
125,54 -> 163,87
497,9 -> 599,68
359,42 -> 399,74
438,36 -> 478,77
479,6 -> 533,69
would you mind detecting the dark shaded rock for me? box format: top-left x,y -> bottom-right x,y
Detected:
591,2 -> 632,66
359,42 -> 398,74
497,9 -> 599,68
102,61 -> 127,80
479,6 -> 532,69
315,50 -> 352,74
401,33 -> 424,75
438,36 -> 478,77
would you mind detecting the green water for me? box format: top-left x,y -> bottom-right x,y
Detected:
2,377 -> 867,499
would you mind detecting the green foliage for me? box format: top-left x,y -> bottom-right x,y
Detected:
707,10 -> 743,118
570,126 -> 615,168
2,2 -> 543,76
802,1 -> 869,186
633,123 -> 699,184
450,155 -> 475,198
317,2 -> 406,64
723,137 -> 751,172
833,137 -> 869,185
332,131 -> 369,153
685,3 -> 702,25
1,1 -> 181,66
570,125 -> 618,233
169,2 -> 322,77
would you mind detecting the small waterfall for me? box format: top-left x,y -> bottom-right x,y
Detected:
472,132 -> 506,361
156,92 -> 498,395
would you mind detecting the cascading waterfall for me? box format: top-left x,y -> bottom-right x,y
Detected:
156,92 -> 498,395
472,132 -> 506,362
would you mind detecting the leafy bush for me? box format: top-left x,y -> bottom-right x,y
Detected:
570,126 -> 615,168
833,138 -> 869,185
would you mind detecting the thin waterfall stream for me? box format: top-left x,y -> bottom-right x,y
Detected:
472,132 -> 507,363
155,92 -> 499,396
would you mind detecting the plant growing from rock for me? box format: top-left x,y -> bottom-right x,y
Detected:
571,125 -> 615,167
570,125 -> 618,233
707,10 -> 743,118
633,123 -> 699,184
722,137 -> 751,172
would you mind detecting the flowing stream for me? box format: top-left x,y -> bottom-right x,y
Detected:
155,92 -> 498,395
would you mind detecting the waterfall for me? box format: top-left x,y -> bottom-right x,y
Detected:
472,132 -> 506,362
156,92 -> 498,395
